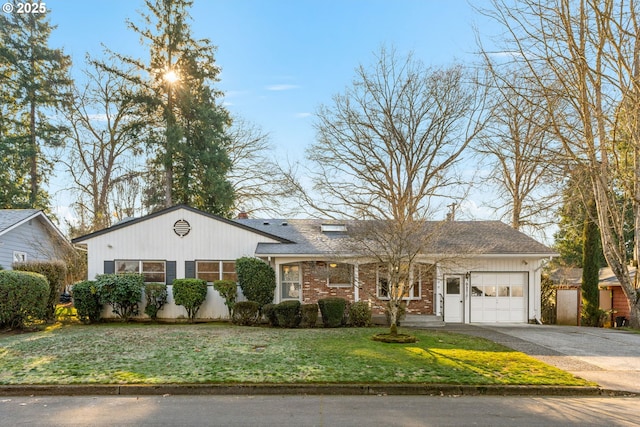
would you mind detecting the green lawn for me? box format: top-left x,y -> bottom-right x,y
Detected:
0,323 -> 592,386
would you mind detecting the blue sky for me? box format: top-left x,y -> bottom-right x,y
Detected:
40,0 -> 508,228
47,1 -> 495,158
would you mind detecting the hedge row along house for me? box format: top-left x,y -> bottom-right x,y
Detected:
72,205 -> 556,324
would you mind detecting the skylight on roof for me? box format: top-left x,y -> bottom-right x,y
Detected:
321,224 -> 347,233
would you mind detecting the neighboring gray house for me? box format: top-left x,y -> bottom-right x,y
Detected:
73,205 -> 556,323
0,209 -> 71,270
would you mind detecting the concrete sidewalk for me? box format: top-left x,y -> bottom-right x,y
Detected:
440,323 -> 640,394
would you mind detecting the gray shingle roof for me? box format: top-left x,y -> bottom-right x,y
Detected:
235,219 -> 555,257
0,209 -> 40,235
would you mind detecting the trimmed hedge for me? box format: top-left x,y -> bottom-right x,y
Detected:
13,260 -> 67,321
213,280 -> 237,318
348,301 -> 372,327
275,300 -> 301,328
236,257 -> 275,310
232,301 -> 260,326
172,279 -> 208,322
72,280 -> 102,324
0,270 -> 49,329
144,283 -> 168,321
96,273 -> 144,321
318,297 -> 347,328
262,303 -> 279,327
301,303 -> 319,328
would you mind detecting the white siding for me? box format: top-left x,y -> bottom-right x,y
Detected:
438,257 -> 545,324
82,208 -> 281,280
80,208 -> 281,320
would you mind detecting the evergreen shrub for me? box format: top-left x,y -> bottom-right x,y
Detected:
236,257 -> 275,310
348,301 -> 372,327
318,297 -> 347,328
262,303 -> 278,326
213,279 -> 237,318
0,270 -> 49,329
172,278 -> 207,322
96,273 -> 144,321
275,300 -> 301,328
13,260 -> 67,321
72,280 -> 102,323
300,303 -> 319,328
232,301 -> 260,326
144,283 -> 168,321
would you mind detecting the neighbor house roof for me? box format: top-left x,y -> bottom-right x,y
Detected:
0,209 -> 68,244
0,209 -> 41,236
235,219 -> 556,257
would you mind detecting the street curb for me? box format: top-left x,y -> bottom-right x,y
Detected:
0,384 -> 635,397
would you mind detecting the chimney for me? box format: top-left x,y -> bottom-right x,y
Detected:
236,211 -> 249,219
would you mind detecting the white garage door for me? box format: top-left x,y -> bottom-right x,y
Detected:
470,272 -> 527,323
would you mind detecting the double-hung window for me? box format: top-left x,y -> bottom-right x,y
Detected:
196,261 -> 237,283
116,260 -> 166,283
376,264 -> 421,299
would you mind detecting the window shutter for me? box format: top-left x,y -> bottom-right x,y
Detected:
104,260 -> 115,274
166,261 -> 177,285
185,261 -> 195,279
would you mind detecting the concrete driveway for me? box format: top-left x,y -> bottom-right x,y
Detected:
443,324 -> 640,393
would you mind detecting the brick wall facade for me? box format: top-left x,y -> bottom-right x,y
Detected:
296,261 -> 435,315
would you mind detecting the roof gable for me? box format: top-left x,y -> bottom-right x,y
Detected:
0,209 -> 68,244
71,205 -> 293,244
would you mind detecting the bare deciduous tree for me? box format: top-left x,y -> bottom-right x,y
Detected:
293,47 -> 490,334
476,68 -> 561,232
225,118 -> 295,217
480,0 -> 640,326
64,62 -> 145,234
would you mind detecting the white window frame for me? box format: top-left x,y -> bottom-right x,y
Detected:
376,264 -> 422,300
195,260 -> 237,283
281,263 -> 301,301
115,260 -> 166,283
13,251 -> 27,263
326,262 -> 353,288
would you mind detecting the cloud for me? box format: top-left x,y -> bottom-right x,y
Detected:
265,84 -> 300,91
295,112 -> 312,119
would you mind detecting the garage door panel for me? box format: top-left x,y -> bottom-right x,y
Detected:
470,272 -> 527,323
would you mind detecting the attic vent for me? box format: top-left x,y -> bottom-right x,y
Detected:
263,221 -> 270,226
321,224 -> 347,233
281,221 -> 288,226
173,219 -> 191,237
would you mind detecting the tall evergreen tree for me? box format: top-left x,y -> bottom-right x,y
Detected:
104,0 -> 234,215
581,199 -> 601,326
0,5 -> 72,209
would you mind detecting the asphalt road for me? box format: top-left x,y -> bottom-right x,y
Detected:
1,395 -> 638,427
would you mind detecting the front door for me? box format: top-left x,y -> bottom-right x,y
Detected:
444,275 -> 464,323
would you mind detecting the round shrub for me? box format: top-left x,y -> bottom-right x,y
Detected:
172,278 -> 208,322
144,283 -> 168,321
236,257 -> 275,310
72,280 -> 102,324
96,273 -> 144,321
262,303 -> 279,327
275,300 -> 301,328
348,301 -> 372,327
318,297 -> 347,328
0,270 -> 49,329
301,303 -> 319,328
13,260 -> 67,321
213,279 -> 237,318
232,301 -> 260,326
